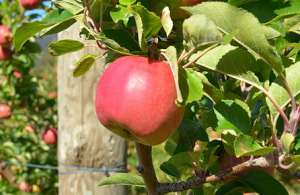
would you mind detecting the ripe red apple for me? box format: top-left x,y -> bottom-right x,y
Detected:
19,180 -> 32,192
42,127 -> 58,144
23,125 -> 35,133
95,56 -> 185,146
20,0 -> 40,10
219,151 -> 274,183
152,0 -> 208,21
0,104 -> 11,119
48,92 -> 57,98
13,71 -> 22,78
0,45 -> 12,61
0,25 -> 12,47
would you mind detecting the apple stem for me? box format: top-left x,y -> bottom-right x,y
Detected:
135,142 -> 160,195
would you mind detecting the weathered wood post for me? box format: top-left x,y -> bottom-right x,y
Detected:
57,23 -> 126,195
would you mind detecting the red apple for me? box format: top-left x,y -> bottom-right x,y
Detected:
219,151 -> 274,183
19,180 -> 32,192
0,25 -> 12,47
48,92 -> 57,98
13,71 -> 22,78
23,125 -> 35,133
0,104 -> 11,119
152,0 -> 208,21
0,46 -> 12,61
20,0 -> 40,10
42,127 -> 58,144
95,56 -> 185,146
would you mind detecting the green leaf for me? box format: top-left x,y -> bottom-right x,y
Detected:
160,162 -> 181,179
164,46 -> 183,103
198,73 -> 241,103
183,2 -> 283,73
73,55 -> 98,77
13,21 -> 52,51
194,45 -> 261,88
40,9 -> 76,36
161,6 -> 173,37
48,39 -> 85,56
221,130 -> 238,156
98,173 -> 145,187
216,179 -> 247,195
281,132 -> 295,153
120,0 -> 136,5
206,100 -> 251,134
128,4 -> 162,51
266,62 -> 300,122
110,5 -> 133,26
167,152 -> 193,174
234,134 -> 276,157
52,0 -> 84,15
99,29 -> 141,52
178,68 -> 203,106
183,14 -> 223,51
237,169 -> 288,195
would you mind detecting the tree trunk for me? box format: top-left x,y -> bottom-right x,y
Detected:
57,23 -> 127,195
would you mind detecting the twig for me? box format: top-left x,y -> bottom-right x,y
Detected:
157,156 -> 273,194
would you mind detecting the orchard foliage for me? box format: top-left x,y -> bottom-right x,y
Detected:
0,0 -> 58,194
13,0 -> 300,194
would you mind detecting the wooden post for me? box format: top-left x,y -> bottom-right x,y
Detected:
57,23 -> 126,195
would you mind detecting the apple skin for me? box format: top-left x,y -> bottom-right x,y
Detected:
152,0 -> 208,21
42,127 -> 58,144
0,104 -> 11,119
19,180 -> 32,192
20,0 -> 40,10
0,25 -> 12,47
23,125 -> 35,133
0,46 -> 12,61
95,56 -> 185,146
219,151 -> 274,183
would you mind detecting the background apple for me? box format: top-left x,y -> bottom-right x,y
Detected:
0,46 -> 12,61
0,104 -> 11,119
219,151 -> 274,183
152,0 -> 208,21
42,127 -> 58,144
13,71 -> 22,78
19,180 -> 32,192
20,0 -> 40,10
23,125 -> 35,133
95,56 -> 185,146
0,25 -> 12,47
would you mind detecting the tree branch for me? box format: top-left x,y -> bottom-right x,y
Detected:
135,142 -> 159,195
157,155 -> 272,194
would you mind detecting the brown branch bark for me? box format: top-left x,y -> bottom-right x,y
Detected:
134,144 -> 273,195
135,142 -> 159,195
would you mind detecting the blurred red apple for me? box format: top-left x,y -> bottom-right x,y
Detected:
13,71 -> 22,78
219,151 -> 274,183
0,46 -> 12,61
20,0 -> 40,10
95,56 -> 185,146
0,25 -> 12,47
48,92 -> 57,98
23,125 -> 35,133
19,180 -> 32,192
0,104 -> 11,119
42,127 -> 58,144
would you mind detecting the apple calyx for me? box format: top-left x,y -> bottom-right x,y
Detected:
95,56 -> 185,146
